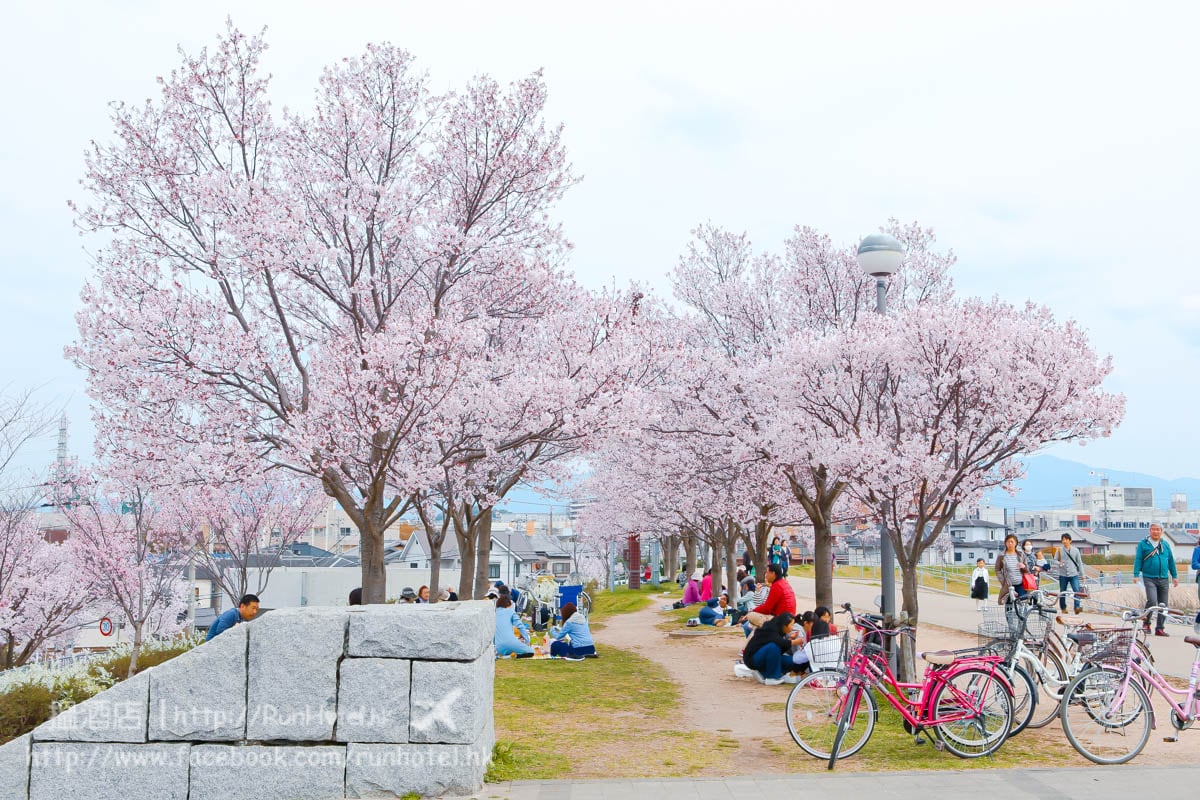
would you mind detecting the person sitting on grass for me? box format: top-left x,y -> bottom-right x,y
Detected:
741,563 -> 796,635
676,569 -> 703,608
207,594 -> 260,641
811,606 -> 838,636
738,579 -> 769,615
742,612 -> 802,685
699,594 -> 733,626
548,602 -> 596,659
700,569 -> 714,602
494,595 -> 534,657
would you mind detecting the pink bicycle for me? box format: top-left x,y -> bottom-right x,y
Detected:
1059,604 -> 1195,764
786,603 -> 1014,769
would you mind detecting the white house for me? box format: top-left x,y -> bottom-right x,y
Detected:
393,530 -> 574,586
948,519 -> 1009,565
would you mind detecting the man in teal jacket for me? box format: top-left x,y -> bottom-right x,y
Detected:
1134,524 -> 1178,636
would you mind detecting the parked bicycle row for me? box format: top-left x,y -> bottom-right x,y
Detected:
782,587 -> 1197,769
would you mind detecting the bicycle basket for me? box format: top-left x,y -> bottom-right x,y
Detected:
1080,627 -> 1135,668
805,633 -> 844,671
976,622 -> 1020,661
1022,606 -> 1054,644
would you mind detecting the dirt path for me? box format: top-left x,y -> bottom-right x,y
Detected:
595,587 -> 1193,774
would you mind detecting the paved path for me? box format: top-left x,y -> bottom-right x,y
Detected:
471,765 -> 1200,799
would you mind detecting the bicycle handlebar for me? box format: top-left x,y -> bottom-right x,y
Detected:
838,603 -> 914,637
1119,604 -> 1186,624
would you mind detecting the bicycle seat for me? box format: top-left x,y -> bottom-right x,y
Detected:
1068,632 -> 1096,645
921,650 -> 957,666
1185,636 -> 1200,648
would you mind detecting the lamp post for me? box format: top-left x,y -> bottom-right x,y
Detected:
857,232 -> 905,624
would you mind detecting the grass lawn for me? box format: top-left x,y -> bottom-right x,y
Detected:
589,584 -> 679,625
786,564 -> 974,597
489,645 -> 732,781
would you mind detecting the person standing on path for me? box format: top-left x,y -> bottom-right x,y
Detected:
769,536 -> 789,578
1055,533 -> 1085,614
1134,523 -> 1178,637
970,558 -> 989,610
1191,539 -> 1200,623
995,534 -> 1031,603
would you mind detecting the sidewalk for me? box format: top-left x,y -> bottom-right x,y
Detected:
473,765 -> 1200,799
792,575 -> 1200,678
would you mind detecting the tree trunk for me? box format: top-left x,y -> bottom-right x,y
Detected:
3,633 -> 13,670
128,621 -> 144,679
473,509 -> 494,599
663,534 -> 678,583
359,516 -> 388,604
813,521 -> 834,610
457,522 -> 477,600
428,542 -> 442,602
684,531 -> 697,577
754,521 -> 771,581
897,556 -> 921,682
724,536 -> 739,604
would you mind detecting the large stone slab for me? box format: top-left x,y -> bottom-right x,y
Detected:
0,734 -> 30,800
28,743 -> 189,800
32,670 -> 150,742
188,745 -> 345,800
149,623 -> 247,741
337,658 -> 411,743
409,650 -> 493,744
246,608 -> 347,741
345,743 -> 488,798
347,601 -> 492,661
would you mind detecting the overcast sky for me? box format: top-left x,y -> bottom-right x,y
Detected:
2,1 -> 1197,485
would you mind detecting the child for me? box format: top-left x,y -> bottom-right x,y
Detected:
970,558 -> 989,610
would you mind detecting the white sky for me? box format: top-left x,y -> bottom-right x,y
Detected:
1,1 -> 1198,480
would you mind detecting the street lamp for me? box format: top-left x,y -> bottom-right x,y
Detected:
857,232 -> 904,624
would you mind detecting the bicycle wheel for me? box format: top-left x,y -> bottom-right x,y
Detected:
787,670 -> 875,760
1024,647 -> 1068,729
827,683 -> 875,770
1004,663 -> 1036,738
577,592 -> 592,617
931,667 -> 1013,758
1059,666 -> 1151,765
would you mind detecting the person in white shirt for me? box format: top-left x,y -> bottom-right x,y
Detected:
970,558 -> 989,610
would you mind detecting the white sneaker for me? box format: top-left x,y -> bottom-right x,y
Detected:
733,663 -> 755,679
763,677 -> 785,686
781,674 -> 801,684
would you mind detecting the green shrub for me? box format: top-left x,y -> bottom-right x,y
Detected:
1083,554 -> 1134,565
0,633 -> 200,744
0,682 -> 55,745
484,740 -> 526,782
89,637 -> 200,680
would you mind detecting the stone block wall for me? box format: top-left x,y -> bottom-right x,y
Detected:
0,601 -> 495,800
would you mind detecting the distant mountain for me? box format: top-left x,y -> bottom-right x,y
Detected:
986,455 -> 1200,511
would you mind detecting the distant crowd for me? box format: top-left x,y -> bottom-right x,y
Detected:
673,539 -> 839,685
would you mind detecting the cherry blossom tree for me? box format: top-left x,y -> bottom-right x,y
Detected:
58,473 -> 192,677
405,284 -> 673,599
670,221 -> 955,608
0,389 -> 77,669
69,25 -> 579,602
771,300 -> 1124,655
0,506 -> 90,669
179,473 -> 327,608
